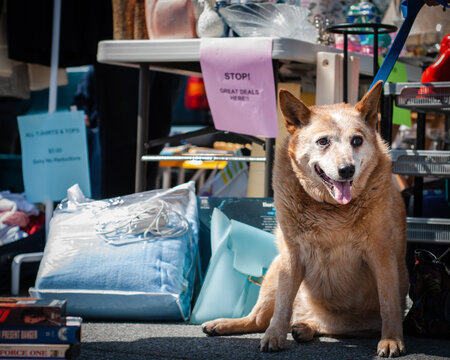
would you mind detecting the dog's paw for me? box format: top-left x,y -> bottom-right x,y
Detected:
291,322 -> 316,343
260,327 -> 287,352
202,319 -> 244,336
202,319 -> 227,336
377,339 -> 406,358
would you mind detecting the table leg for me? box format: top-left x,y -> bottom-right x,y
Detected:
265,138 -> 275,197
343,32 -> 348,104
381,93 -> 393,145
414,112 -> 426,217
265,60 -> 279,198
135,63 -> 150,192
178,167 -> 186,185
162,167 -> 171,189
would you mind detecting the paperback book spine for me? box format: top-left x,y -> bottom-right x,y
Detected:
0,322 -> 81,344
0,299 -> 67,327
0,343 -> 70,359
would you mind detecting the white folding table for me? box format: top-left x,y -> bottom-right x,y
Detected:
97,37 -> 421,196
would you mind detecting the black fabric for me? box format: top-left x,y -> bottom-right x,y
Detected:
94,63 -> 139,198
94,63 -> 182,198
0,97 -> 31,154
404,249 -> 450,338
7,0 -> 182,198
146,71 -> 183,189
6,0 -> 112,67
72,66 -> 98,127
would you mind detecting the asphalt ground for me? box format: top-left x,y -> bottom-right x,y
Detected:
78,322 -> 450,360
2,281 -> 449,359
3,254 -> 449,359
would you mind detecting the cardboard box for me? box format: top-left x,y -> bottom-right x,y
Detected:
197,197 -> 276,278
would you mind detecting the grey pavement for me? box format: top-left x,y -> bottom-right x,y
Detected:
4,272 -> 449,359
79,322 -> 450,360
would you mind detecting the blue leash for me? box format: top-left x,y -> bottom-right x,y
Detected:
370,0 -> 449,88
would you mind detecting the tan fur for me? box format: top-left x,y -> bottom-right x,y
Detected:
202,82 -> 409,358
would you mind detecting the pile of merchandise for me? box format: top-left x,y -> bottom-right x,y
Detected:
0,191 -> 44,246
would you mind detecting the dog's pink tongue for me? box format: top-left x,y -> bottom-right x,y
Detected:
331,180 -> 352,205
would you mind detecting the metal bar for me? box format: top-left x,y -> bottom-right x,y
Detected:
264,59 -> 279,198
413,176 -> 424,217
381,93 -> 393,145
45,0 -> 62,240
374,30 -> 381,133
373,27 -> 379,81
142,155 -> 266,162
48,0 -> 61,114
406,238 -> 450,244
135,64 -> 150,192
343,32 -> 348,103
11,253 -> 44,295
413,112 -> 426,217
264,138 -> 275,197
416,113 -> 426,150
445,114 -> 450,151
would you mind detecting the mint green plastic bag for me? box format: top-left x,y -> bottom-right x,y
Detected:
190,208 -> 278,324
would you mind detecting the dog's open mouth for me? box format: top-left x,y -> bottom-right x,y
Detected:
315,165 -> 352,205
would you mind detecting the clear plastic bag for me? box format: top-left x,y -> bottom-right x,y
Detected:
32,182 -> 199,321
219,3 -> 318,42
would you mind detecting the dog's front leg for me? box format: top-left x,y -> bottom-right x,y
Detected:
260,249 -> 303,352
366,249 -> 406,357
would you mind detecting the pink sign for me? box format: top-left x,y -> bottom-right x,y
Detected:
199,38 -> 278,138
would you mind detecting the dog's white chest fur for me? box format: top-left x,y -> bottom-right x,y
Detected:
300,242 -> 374,305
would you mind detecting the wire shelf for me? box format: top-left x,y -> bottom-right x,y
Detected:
394,82 -> 450,113
407,217 -> 450,244
390,149 -> 450,177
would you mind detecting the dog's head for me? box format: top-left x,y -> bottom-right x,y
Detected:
279,81 -> 384,205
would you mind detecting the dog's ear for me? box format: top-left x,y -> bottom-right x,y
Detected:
279,89 -> 311,134
355,80 -> 383,128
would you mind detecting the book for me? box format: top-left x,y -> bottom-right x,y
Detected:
0,298 -> 66,327
0,343 -> 80,359
0,344 -> 71,359
0,317 -> 82,344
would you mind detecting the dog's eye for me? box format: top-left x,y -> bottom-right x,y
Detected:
351,136 -> 363,147
317,138 -> 329,147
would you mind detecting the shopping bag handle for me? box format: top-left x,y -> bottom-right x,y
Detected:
370,0 -> 449,88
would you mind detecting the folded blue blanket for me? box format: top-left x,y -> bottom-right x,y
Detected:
31,182 -> 199,321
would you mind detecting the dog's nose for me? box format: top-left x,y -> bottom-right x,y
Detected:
338,164 -> 355,179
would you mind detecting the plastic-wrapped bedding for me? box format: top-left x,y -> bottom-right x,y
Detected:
30,182 -> 199,321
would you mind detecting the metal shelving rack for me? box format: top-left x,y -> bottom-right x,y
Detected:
390,149 -> 450,177
407,217 -> 450,244
385,82 -> 450,244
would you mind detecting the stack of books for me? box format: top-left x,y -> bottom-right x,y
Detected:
0,298 -> 81,359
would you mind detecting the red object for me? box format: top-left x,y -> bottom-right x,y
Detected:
23,213 -> 45,235
440,33 -> 450,54
421,34 -> 450,82
184,76 -> 209,110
